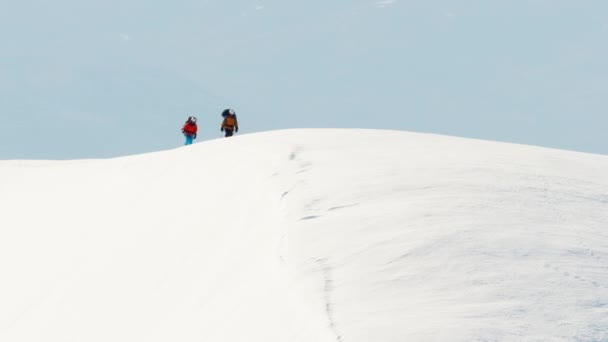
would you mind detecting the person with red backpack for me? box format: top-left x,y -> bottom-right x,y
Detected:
182,116 -> 198,145
220,109 -> 239,137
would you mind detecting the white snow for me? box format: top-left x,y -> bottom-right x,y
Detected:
0,129 -> 607,341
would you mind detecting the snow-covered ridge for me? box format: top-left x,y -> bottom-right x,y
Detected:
0,129 -> 607,341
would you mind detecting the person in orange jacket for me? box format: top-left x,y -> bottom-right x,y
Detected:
220,109 -> 238,137
182,116 -> 198,145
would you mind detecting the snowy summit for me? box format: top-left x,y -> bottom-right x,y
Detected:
1,129 -> 607,341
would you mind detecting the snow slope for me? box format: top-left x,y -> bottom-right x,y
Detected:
0,129 -> 607,341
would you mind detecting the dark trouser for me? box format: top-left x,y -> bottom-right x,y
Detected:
224,129 -> 234,137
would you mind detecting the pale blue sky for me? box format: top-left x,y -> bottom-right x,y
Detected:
1,0 -> 606,159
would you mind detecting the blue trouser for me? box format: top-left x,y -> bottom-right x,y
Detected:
184,134 -> 193,145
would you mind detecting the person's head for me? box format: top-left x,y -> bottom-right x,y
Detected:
188,116 -> 197,124
222,108 -> 235,117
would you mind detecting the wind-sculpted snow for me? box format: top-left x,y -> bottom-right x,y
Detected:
0,129 -> 607,341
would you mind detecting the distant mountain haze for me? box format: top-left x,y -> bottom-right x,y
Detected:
1,1 -> 606,159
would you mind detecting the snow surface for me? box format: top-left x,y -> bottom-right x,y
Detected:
0,129 -> 607,341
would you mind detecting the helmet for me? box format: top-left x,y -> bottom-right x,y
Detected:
228,109 -> 235,115
188,116 -> 197,123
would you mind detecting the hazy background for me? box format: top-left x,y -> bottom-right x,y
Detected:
1,0 -> 607,159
